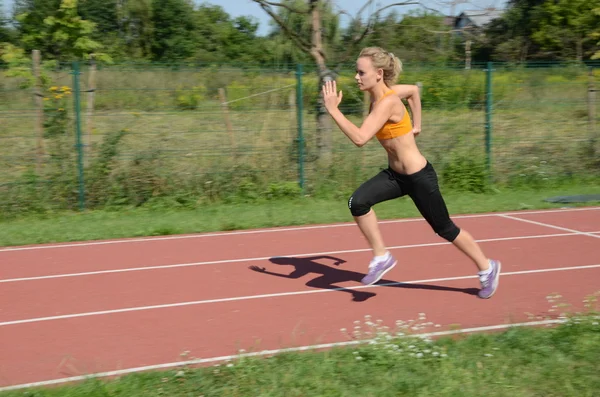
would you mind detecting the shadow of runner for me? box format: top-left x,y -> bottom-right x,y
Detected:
249,255 -> 478,302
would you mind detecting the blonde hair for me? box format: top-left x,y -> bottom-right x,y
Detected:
358,47 -> 402,86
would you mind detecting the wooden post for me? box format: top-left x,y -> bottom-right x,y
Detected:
416,81 -> 423,97
465,40 -> 472,70
32,50 -> 44,174
218,88 -> 236,158
258,90 -> 275,142
85,54 -> 97,163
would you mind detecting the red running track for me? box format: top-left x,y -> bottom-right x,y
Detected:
0,207 -> 599,391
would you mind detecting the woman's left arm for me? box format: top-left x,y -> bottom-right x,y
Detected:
322,80 -> 392,147
391,84 -> 421,136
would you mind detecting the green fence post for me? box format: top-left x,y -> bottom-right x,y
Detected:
485,61 -> 493,184
589,67 -> 597,158
296,63 -> 305,193
71,61 -> 86,211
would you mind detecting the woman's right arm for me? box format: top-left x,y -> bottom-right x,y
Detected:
390,84 -> 421,136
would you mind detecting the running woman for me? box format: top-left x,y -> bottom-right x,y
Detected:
321,47 -> 501,299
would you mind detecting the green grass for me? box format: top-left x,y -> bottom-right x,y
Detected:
1,64 -> 598,218
1,183 -> 599,247
2,311 -> 599,396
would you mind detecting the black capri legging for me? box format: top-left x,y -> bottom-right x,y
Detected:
348,162 -> 461,242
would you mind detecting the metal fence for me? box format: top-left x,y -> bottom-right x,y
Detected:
0,60 -> 598,217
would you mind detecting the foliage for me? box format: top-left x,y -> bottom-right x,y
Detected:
531,0 -> 600,61
591,7 -> 600,60
0,9 -> 14,45
14,0 -> 110,62
482,0 -> 600,62
0,43 -> 41,87
3,0 -> 600,67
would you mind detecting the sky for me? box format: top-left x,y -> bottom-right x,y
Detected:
2,0 -> 507,36
214,0 -> 507,36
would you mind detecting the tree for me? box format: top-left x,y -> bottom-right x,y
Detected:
120,0 -> 154,59
251,0 -> 419,167
78,0 -> 154,60
222,16 -> 273,64
77,0 -> 147,60
193,4 -> 273,64
263,0 -> 339,66
455,0 -> 541,62
12,0 -> 62,55
78,0 -> 119,36
150,0 -> 197,61
362,10 -> 455,63
531,0 -> 600,61
592,7 -> 600,60
0,9 -> 15,44
481,0 -> 600,62
13,0 -> 107,62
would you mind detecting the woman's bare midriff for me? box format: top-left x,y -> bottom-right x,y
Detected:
378,134 -> 427,175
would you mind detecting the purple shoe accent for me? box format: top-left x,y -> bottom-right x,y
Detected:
478,259 -> 501,299
361,254 -> 397,285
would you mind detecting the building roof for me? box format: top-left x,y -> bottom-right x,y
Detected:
455,9 -> 503,28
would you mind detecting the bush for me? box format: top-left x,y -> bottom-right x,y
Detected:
440,154 -> 489,193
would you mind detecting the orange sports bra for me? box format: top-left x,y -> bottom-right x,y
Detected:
370,90 -> 412,140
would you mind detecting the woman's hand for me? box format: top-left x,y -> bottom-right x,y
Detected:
322,80 -> 343,113
411,126 -> 421,137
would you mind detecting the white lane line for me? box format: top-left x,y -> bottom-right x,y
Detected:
1,207 -> 598,252
0,318 -> 568,392
498,214 -> 600,239
1,263 -> 599,327
0,232 -> 578,283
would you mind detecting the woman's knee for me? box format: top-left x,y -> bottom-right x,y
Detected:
348,169 -> 401,217
433,222 -> 460,242
348,193 -> 371,217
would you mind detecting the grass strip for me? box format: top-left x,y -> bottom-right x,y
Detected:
1,185 -> 599,247
2,309 -> 599,397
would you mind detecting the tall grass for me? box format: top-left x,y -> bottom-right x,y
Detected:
0,63 -> 598,218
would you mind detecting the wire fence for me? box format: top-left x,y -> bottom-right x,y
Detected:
0,60 -> 598,217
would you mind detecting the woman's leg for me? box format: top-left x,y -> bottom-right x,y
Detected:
354,209 -> 387,256
450,229 -> 489,271
348,169 -> 405,284
406,162 -> 501,298
448,229 -> 501,299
